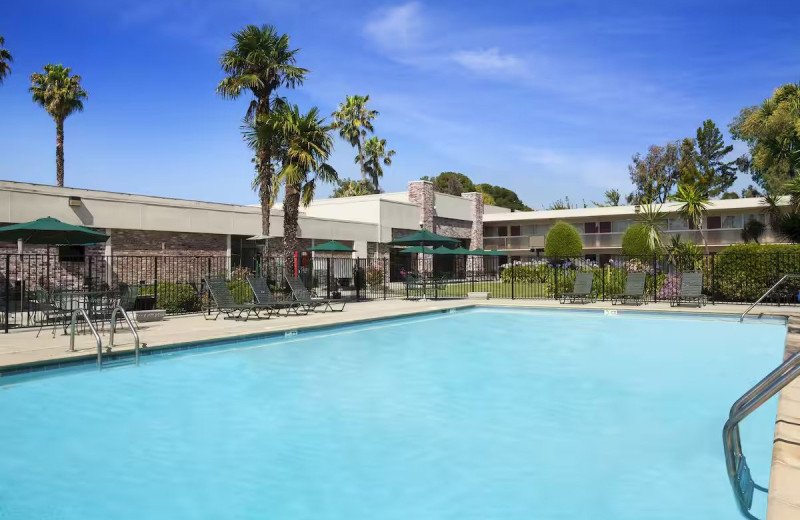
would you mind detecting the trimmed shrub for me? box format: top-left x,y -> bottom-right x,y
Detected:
712,244 -> 800,302
501,263 -> 550,284
544,221 -> 583,258
227,280 -> 252,304
621,224 -> 657,257
140,282 -> 202,314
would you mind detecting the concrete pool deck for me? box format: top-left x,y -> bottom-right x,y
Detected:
1,298 -> 798,518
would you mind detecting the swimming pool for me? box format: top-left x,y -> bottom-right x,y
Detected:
0,308 -> 786,520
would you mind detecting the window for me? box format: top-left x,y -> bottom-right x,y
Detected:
707,216 -> 722,229
484,227 -> 498,237
722,215 -> 742,229
598,221 -> 612,233
510,225 -> 521,236
584,222 -> 599,234
612,220 -> 631,233
497,227 -> 508,237
669,218 -> 689,231
58,245 -> 86,262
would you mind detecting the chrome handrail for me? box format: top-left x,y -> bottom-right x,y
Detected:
109,306 -> 140,366
69,308 -> 103,367
740,274 -> 800,322
723,351 -> 800,519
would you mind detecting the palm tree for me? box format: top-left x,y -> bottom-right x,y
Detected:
671,183 -> 710,253
331,94 -> 377,184
217,25 -> 308,236
270,105 -> 338,269
635,202 -> 666,253
356,136 -> 395,190
0,36 -> 12,84
29,64 -> 88,187
332,179 -> 375,197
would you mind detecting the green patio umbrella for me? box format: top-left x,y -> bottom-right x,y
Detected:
0,217 -> 109,245
308,240 -> 355,253
400,245 -> 436,254
390,229 -> 457,301
432,246 -> 473,255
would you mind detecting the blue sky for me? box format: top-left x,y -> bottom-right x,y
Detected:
1,0 -> 798,208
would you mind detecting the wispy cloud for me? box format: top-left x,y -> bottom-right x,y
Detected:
363,2 -> 425,52
451,48 -> 524,75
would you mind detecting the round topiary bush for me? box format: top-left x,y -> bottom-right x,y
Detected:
544,221 -> 583,258
621,224 -> 656,257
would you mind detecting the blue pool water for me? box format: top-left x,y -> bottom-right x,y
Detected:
0,309 -> 786,520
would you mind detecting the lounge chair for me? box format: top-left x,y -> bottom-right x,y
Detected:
204,276 -> 270,321
246,276 -> 307,316
285,276 -> 346,312
611,272 -> 647,306
558,271 -> 597,304
116,284 -> 140,330
671,271 -> 706,307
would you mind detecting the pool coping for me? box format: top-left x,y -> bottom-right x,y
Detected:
767,317 -> 800,520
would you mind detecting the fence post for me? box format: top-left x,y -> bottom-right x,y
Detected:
153,256 -> 159,307
511,259 -> 515,300
4,255 -> 9,333
87,256 -> 93,290
652,253 -> 658,303
710,252 -> 716,305
383,258 -> 387,300
356,259 -> 361,301
553,263 -> 558,301
326,257 -> 331,300
602,263 -> 606,301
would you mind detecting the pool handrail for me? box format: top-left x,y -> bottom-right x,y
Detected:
740,274 -> 800,322
723,350 -> 800,519
69,308 -> 103,367
109,306 -> 140,366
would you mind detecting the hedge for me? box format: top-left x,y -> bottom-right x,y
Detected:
712,244 -> 800,302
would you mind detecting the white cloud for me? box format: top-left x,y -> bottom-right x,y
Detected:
363,2 -> 424,51
451,48 -> 524,75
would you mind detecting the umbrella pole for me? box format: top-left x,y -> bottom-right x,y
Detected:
420,242 -> 428,302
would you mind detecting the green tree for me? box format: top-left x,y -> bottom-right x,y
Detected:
721,192 -> 739,199
270,105 -> 338,268
741,219 -> 766,244
634,203 -> 666,252
730,82 -> 800,192
592,189 -> 621,207
677,137 -> 699,185
622,224 -> 658,256
693,120 -> 736,197
628,142 -> 680,203
547,196 -> 577,210
332,179 -> 375,197
29,64 -> 88,187
0,36 -> 12,84
475,184 -> 532,211
421,172 -> 476,195
671,183 -> 710,253
544,221 -> 583,257
741,185 -> 762,198
357,136 -> 395,190
217,24 -> 307,236
331,94 -> 378,184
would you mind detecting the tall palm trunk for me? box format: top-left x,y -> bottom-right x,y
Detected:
357,139 -> 365,182
283,183 -> 301,274
256,97 -> 272,236
55,118 -> 65,187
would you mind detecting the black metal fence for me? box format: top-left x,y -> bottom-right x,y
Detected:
2,251 -> 800,331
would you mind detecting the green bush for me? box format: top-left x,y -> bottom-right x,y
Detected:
501,264 -> 550,284
544,221 -> 583,258
140,282 -> 202,314
227,280 -> 252,304
712,244 -> 800,302
621,224 -> 657,256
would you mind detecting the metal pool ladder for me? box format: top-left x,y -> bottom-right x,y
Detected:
740,274 -> 800,322
723,351 -> 800,519
69,307 -> 140,368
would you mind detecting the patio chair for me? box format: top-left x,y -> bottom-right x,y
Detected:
610,272 -> 647,306
203,276 -> 269,321
34,289 -> 71,338
246,276 -> 307,316
558,271 -> 597,304
285,275 -> 346,312
116,284 -> 140,330
671,271 -> 707,307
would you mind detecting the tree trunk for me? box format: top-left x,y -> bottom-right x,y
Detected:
283,183 -> 301,275
56,119 -> 65,187
357,139 -> 366,183
256,97 -> 272,236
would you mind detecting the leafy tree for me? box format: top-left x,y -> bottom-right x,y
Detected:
671,183 -> 710,253
666,236 -> 702,271
332,179 -> 375,197
627,142 -> 680,203
721,192 -> 739,199
421,171 -> 475,195
0,36 -> 12,84
269,105 -> 338,268
730,82 -> 800,193
677,137 -> 700,185
475,183 -> 532,211
692,120 -> 736,197
741,219 -> 766,244
480,192 -> 496,205
356,136 -> 395,190
544,221 -> 583,257
547,196 -> 577,210
331,94 -> 378,184
776,213 -> 800,244
634,203 -> 666,252
217,25 -> 307,236
29,64 -> 88,187
592,189 -> 621,207
741,185 -> 762,198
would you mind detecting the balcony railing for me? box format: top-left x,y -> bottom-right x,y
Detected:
484,227 -> 778,251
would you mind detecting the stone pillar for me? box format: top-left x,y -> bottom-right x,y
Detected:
408,180 -> 435,231
462,192 -> 484,271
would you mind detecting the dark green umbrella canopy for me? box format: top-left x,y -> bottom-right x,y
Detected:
470,249 -> 508,256
399,245 -> 436,254
308,240 -> 355,253
432,246 -> 473,255
389,229 -> 459,247
0,217 -> 109,245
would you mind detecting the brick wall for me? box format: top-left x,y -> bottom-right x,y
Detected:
408,180 -> 434,231
109,229 -> 227,256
